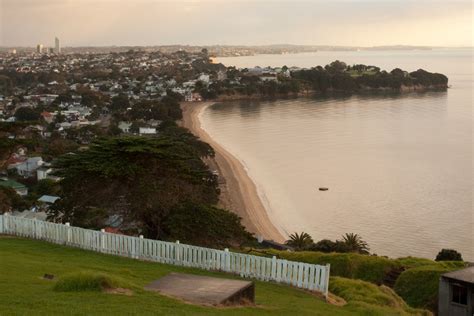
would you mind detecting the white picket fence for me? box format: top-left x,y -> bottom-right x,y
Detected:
0,214 -> 330,296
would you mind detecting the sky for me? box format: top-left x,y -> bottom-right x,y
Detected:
0,0 -> 472,47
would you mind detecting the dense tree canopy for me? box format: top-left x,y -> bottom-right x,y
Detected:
0,187 -> 28,214
51,130 -> 250,246
165,203 -> 251,248
52,134 -> 217,235
14,107 -> 41,122
435,249 -> 463,261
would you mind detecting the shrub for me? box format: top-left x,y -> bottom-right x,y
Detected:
330,277 -> 430,315
311,239 -> 350,253
255,249 -> 400,284
394,266 -> 451,311
435,249 -> 463,262
53,271 -> 131,292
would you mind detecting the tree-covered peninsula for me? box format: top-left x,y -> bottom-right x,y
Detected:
197,60 -> 449,99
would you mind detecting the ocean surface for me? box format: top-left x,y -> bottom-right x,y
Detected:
203,49 -> 473,260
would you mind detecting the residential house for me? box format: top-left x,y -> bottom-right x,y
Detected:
217,70 -> 227,81
139,127 -> 157,135
38,195 -> 60,205
184,92 -> 203,102
41,111 -> 55,124
36,166 -> 53,181
9,157 -> 44,178
118,121 -> 132,133
0,178 -> 28,196
260,75 -> 278,82
198,74 -> 210,84
439,266 -> 474,316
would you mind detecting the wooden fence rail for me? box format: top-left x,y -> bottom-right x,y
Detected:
0,214 -> 330,296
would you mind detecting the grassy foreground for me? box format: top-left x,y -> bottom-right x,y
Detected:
0,237 -> 432,315
245,248 -> 465,311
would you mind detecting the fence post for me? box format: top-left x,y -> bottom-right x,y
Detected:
139,235 -> 144,259
0,215 -> 3,234
100,229 -> 106,253
65,222 -> 71,245
325,264 -> 331,299
175,240 -> 180,265
224,248 -> 230,272
2,213 -> 8,234
271,256 -> 277,280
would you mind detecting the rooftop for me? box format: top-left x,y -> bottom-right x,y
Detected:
38,195 -> 60,204
442,266 -> 474,284
0,179 -> 27,190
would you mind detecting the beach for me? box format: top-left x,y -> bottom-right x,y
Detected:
180,102 -> 285,243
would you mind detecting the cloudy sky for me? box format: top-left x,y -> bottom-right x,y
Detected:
1,0 -> 472,47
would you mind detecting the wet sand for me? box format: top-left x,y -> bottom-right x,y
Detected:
180,102 -> 284,243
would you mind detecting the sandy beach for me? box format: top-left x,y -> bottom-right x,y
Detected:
180,102 -> 285,243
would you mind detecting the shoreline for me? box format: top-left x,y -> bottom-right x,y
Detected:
180,102 -> 285,243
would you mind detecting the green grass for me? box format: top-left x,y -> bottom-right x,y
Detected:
0,237 -> 428,315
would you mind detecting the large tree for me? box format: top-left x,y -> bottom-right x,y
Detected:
52,134 -> 219,238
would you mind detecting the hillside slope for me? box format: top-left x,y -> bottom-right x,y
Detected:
0,237 -> 429,315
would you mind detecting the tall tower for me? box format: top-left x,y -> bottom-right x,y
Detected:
55,37 -> 61,54
36,44 -> 44,54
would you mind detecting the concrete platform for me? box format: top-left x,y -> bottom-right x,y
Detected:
145,273 -> 255,306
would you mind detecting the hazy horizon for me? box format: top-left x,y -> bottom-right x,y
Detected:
1,0 -> 472,48
1,43 -> 473,49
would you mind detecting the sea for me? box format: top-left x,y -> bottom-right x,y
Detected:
203,49 -> 473,260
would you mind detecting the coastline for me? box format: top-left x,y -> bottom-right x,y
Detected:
180,102 -> 285,243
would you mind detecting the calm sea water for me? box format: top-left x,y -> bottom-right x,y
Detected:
205,49 -> 473,260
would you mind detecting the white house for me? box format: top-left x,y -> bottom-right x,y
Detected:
184,92 -> 203,102
36,167 -> 53,181
260,75 -> 278,82
9,157 -> 44,178
139,127 -> 157,135
118,121 -> 132,133
198,74 -> 210,84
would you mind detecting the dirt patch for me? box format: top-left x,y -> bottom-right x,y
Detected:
326,293 -> 347,306
104,288 -> 133,296
43,274 -> 55,280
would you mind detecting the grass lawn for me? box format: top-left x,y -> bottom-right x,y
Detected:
0,237 -> 427,315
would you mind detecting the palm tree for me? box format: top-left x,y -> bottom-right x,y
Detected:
341,233 -> 370,254
285,232 -> 314,251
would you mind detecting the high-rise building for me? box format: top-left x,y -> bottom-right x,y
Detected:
55,37 -> 61,54
36,44 -> 44,54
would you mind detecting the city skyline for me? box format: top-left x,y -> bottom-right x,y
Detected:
1,0 -> 472,48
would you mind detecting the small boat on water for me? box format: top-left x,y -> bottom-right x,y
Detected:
319,187 -> 329,191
